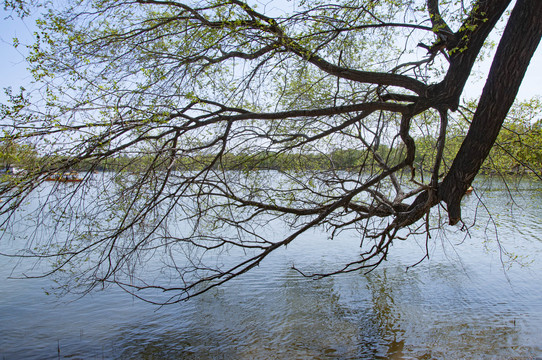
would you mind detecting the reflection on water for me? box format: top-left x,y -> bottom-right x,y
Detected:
1,177 -> 542,359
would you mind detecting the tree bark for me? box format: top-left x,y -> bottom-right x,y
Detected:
431,0 -> 511,111
439,0 -> 542,225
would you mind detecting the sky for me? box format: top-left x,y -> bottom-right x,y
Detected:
0,4 -> 541,104
0,10 -> 35,101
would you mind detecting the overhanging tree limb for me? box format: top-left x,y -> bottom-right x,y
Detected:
1,0 -> 541,303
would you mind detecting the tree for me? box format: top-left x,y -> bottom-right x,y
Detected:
0,0 -> 541,303
415,97 -> 542,177
486,97 -> 542,175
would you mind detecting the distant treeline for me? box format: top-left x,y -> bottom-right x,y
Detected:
2,127 -> 541,176
81,146 -> 406,173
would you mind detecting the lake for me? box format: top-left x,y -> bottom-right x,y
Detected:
1,176 -> 541,359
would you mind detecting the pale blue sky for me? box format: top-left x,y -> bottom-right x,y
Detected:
0,10 -> 35,97
1,6 -> 541,103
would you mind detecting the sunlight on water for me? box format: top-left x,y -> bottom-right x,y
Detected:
1,177 -> 542,359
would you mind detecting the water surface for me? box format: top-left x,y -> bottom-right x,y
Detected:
1,177 -> 541,359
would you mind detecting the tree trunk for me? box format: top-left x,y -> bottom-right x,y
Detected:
439,0 -> 542,225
